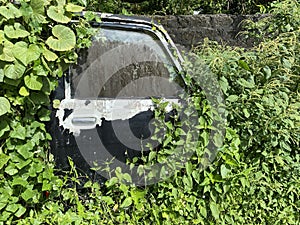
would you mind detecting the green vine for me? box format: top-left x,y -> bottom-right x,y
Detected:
0,0 -> 95,223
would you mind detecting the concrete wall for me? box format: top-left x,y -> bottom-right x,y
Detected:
154,14 -> 266,50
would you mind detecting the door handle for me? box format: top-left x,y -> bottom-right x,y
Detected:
71,117 -> 97,126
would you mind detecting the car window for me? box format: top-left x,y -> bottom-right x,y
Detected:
70,27 -> 183,99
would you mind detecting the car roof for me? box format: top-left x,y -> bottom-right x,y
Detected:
82,12 -> 157,27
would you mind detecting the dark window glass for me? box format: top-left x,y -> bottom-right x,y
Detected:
71,28 -> 183,99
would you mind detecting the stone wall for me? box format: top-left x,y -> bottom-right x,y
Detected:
153,14 -> 266,50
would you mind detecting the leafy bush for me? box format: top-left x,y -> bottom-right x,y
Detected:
0,0 -> 95,223
191,35 -> 299,224
77,0 -> 275,15
97,2 -> 300,222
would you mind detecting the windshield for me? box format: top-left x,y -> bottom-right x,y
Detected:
71,27 -> 183,99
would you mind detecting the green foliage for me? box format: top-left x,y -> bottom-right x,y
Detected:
0,0 -> 299,224
0,97 -> 10,116
0,0 -> 95,223
242,0 -> 300,43
81,0 -> 275,15
190,39 -> 299,224
46,25 -> 76,51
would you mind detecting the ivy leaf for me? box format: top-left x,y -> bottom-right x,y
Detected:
30,0 -> 47,23
0,154 -> 10,170
10,124 -> 26,140
105,177 -> 118,188
213,132 -> 223,147
243,108 -> 250,118
19,86 -> 30,97
15,159 -> 31,170
26,44 -> 41,63
237,78 -> 255,89
0,41 -> 14,62
42,180 -> 51,191
5,164 -> 18,175
12,42 -> 29,65
21,189 -> 36,201
32,65 -> 47,77
65,3 -> 85,12
6,203 -> 20,213
15,206 -> 26,218
238,60 -> 250,71
183,175 -> 193,190
46,25 -> 76,51
27,44 -> 40,62
0,97 -> 11,116
7,3 -> 22,18
192,170 -> 200,184
220,164 -> 230,178
24,75 -> 43,90
0,120 -> 10,138
42,46 -> 58,61
185,162 -> 193,176
47,6 -> 71,23
282,58 -> 292,69
200,205 -> 207,218
210,202 -> 220,220
0,6 -> 14,19
226,95 -> 239,102
120,197 -> 132,208
13,42 -> 41,65
12,177 -> 28,187
4,62 -> 26,80
219,76 -> 229,94
0,3 -> 22,20
17,142 -> 34,159
4,23 -> 30,39
100,196 -> 113,205
200,131 -> 209,146
263,66 -> 272,80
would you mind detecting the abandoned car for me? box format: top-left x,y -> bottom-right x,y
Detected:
48,13 -> 186,180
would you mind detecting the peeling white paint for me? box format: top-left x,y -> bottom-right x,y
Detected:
56,98 -> 180,135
